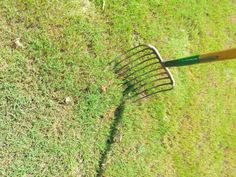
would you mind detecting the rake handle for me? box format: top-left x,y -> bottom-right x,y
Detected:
164,48 -> 236,67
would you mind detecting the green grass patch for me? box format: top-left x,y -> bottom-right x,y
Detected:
0,0 -> 235,176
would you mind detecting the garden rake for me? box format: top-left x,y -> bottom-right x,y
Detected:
110,44 -> 236,101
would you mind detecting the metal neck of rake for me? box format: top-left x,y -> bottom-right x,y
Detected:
163,55 -> 200,67
163,50 -> 235,67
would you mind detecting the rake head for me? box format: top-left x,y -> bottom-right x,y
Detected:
110,44 -> 175,101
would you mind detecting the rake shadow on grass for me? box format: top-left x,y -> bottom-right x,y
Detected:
96,78 -> 134,177
96,57 -> 168,176
96,98 -> 125,177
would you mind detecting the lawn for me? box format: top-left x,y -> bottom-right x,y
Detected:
0,0 -> 236,176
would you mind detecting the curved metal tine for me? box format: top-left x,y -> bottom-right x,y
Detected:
123,61 -> 161,79
133,87 -> 174,102
108,45 -> 145,65
131,82 -> 172,98
115,52 -> 155,74
118,55 -> 158,76
124,71 -> 167,92
130,76 -> 170,93
123,68 -> 162,85
110,45 -> 150,67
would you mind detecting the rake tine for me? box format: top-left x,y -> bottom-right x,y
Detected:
133,87 -> 174,102
149,46 -> 176,87
122,68 -> 162,85
118,55 -> 157,76
132,82 -> 172,98
123,61 -> 161,79
108,45 -> 145,65
115,52 -> 155,74
110,44 -> 176,101
131,76 -> 170,93
124,72 -> 167,92
109,45 -> 150,66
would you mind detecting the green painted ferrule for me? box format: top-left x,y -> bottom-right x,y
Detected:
164,55 -> 200,67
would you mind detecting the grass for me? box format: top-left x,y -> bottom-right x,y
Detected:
0,0 -> 236,176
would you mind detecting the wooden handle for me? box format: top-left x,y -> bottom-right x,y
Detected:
164,48 -> 236,67
199,48 -> 236,63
